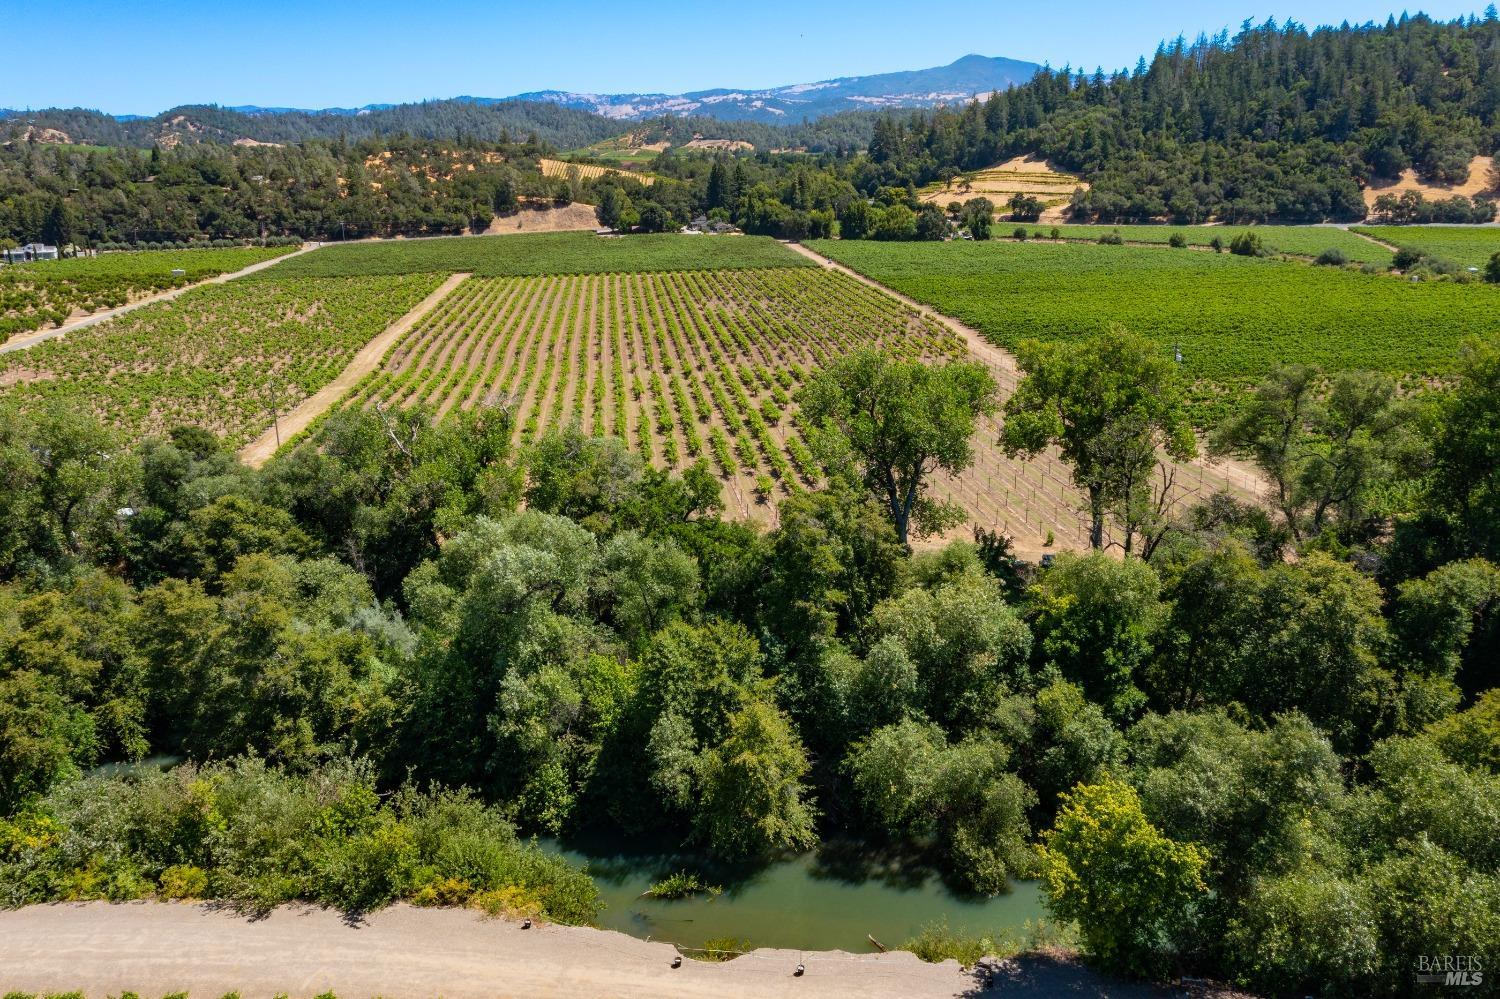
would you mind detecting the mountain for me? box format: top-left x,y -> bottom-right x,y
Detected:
1,53 -> 1042,141
502,54 -> 1042,123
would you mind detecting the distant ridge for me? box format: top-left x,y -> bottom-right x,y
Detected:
1,53 -> 1042,128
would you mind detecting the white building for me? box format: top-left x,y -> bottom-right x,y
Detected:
2,243 -> 59,263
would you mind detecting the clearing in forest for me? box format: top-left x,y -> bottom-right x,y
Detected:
540,157 -> 655,185
918,156 -> 1085,223
1360,154 -> 1497,215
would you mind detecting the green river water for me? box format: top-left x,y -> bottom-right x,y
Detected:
538,837 -> 1047,953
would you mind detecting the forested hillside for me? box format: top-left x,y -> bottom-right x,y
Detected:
0,100 -> 626,152
860,12 -> 1500,220
9,14 -> 1500,246
0,135 -> 560,245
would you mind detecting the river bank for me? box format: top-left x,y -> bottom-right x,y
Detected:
0,901 -> 1236,998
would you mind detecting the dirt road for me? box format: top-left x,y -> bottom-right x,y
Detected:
0,902 -> 1207,999
238,272 -> 471,468
783,241 -> 1266,501
1,902 -> 966,998
0,244 -> 320,356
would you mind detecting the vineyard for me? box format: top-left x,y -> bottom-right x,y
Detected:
0,273 -> 441,447
268,232 -> 810,278
329,267 -> 961,520
539,157 -> 655,185
919,157 -> 1084,222
0,245 -> 297,340
1041,224 -> 1392,263
809,237 -> 1496,423
314,262 -> 1253,548
1352,225 -> 1500,268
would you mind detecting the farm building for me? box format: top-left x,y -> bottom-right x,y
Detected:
2,242 -> 59,263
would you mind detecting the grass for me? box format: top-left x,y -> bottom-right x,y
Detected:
643,871 -> 722,899
695,937 -> 752,962
901,919 -> 1078,968
1353,226 -> 1500,268
1038,224 -> 1393,264
809,237 -> 1495,423
266,232 -> 812,278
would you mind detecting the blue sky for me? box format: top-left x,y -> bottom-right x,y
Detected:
4,1 -> 1485,114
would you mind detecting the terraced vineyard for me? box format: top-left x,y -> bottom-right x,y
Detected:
1352,225 -> 1500,268
0,273 -> 441,447
810,237 -> 1496,424
539,157 -> 655,185
0,245 -> 297,340
919,156 -> 1084,222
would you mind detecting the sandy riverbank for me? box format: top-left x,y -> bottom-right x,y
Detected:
0,901 -> 1215,998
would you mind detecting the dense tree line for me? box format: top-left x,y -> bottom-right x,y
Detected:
0,134 -> 561,245
0,100 -> 625,152
11,13 -> 1500,244
1,330 -> 1496,993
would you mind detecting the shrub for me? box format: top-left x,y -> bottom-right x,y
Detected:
1393,246 -> 1424,271
1209,235 -> 1224,252
1012,227 -> 1028,241
0,759 -> 601,924
1050,227 -> 1061,240
1168,232 -> 1187,248
1314,248 -> 1348,266
1230,231 -> 1266,257
158,864 -> 210,899
644,870 -> 721,899
1098,230 -> 1124,245
698,937 -> 751,962
1038,780 -> 1208,977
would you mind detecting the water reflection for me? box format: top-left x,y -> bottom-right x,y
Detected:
536,833 -> 1045,952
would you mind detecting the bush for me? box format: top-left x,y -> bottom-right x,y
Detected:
1393,246 -> 1424,271
698,937 -> 751,962
1168,232 -> 1187,248
1098,230 -> 1124,245
0,759 -> 601,923
1230,231 -> 1266,257
1209,235 -> 1224,252
1050,227 -> 1061,240
1012,227 -> 1028,241
1314,248 -> 1348,266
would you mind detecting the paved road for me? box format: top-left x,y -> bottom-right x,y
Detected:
0,244 -> 320,356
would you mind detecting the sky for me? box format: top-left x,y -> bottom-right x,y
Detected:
3,0 -> 1486,115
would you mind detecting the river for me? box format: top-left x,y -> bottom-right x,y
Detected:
537,836 -> 1047,953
